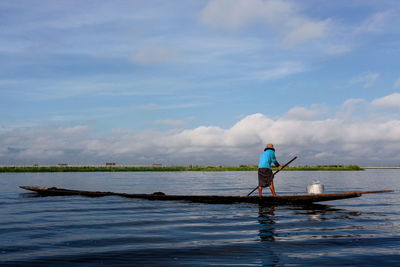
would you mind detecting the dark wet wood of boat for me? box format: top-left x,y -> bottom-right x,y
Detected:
19,186 -> 394,205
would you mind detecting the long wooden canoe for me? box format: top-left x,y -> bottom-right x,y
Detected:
19,186 -> 394,205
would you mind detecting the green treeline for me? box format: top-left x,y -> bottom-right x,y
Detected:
0,164 -> 364,172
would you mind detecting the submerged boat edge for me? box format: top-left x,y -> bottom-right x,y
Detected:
18,185 -> 373,204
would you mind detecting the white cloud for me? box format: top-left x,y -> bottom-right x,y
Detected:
199,0 -> 270,30
371,93 -> 400,109
154,119 -> 187,127
199,0 -> 330,46
342,98 -> 365,110
394,78 -> 400,88
154,117 -> 195,128
2,94 -> 400,166
110,128 -> 135,135
326,45 -> 352,56
282,19 -> 330,46
132,103 -> 203,111
253,62 -> 307,80
131,45 -> 181,65
355,11 -> 392,34
284,106 -> 321,120
342,98 -> 365,108
56,125 -> 91,135
349,72 -> 380,88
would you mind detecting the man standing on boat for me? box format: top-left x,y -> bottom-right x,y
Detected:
258,144 -> 282,197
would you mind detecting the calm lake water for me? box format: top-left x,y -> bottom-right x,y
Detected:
1,170 -> 399,266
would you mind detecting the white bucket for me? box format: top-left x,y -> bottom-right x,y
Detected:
307,181 -> 324,194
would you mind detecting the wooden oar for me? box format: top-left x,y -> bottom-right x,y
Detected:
247,156 -> 297,196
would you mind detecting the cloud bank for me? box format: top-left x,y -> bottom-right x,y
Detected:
199,0 -> 331,46
371,93 -> 400,110
2,93 -> 400,166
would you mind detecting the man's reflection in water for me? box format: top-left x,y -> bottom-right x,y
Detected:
258,205 -> 276,241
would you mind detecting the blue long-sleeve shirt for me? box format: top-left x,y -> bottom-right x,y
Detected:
258,149 -> 280,169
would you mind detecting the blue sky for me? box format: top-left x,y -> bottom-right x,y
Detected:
1,0 -> 400,166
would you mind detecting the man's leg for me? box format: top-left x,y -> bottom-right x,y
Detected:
258,186 -> 262,197
269,180 -> 277,196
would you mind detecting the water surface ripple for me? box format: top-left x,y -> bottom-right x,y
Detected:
1,170 -> 399,266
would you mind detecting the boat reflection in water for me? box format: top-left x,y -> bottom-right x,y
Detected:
257,203 -> 353,242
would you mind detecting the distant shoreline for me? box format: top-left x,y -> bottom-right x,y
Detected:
0,164 -> 368,172
363,166 -> 400,169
